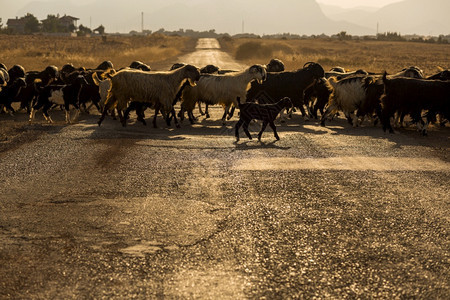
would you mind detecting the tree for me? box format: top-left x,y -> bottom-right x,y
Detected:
93,25 -> 105,35
42,14 -> 60,33
337,31 -> 351,41
23,13 -> 40,34
78,24 -> 92,34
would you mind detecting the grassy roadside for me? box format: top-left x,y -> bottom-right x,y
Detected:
0,34 -> 197,71
218,37 -> 450,75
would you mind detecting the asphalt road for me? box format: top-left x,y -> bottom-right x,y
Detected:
0,39 -> 449,299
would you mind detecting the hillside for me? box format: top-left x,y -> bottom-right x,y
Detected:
14,0 -> 371,35
7,0 -> 448,36
320,0 -> 450,35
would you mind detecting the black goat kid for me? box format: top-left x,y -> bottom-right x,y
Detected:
235,97 -> 292,142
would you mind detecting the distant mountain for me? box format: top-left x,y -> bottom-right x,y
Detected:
320,0 -> 450,36
14,0 -> 372,35
10,0 -> 448,36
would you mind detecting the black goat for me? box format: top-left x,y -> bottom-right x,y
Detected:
30,74 -> 88,124
303,77 -> 333,119
0,78 -> 27,113
235,97 -> 292,142
129,61 -> 151,71
381,73 -> 450,135
8,65 -> 26,83
427,70 -> 450,81
266,58 -> 285,73
246,62 -> 325,121
14,65 -> 59,113
0,66 -> 8,88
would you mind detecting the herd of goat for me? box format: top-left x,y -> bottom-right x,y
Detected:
0,56 -> 449,140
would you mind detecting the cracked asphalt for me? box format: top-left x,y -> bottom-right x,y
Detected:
0,38 -> 449,298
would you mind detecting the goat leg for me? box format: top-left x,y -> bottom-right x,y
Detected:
205,104 -> 210,119
170,108 -> 181,128
258,121 -> 268,141
235,119 -> 243,141
269,121 -> 280,140
243,121 -> 252,140
198,101 -> 205,115
227,106 -> 236,120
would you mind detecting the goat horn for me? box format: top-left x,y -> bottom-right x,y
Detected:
303,62 -> 316,68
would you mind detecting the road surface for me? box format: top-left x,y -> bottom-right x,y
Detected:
0,39 -> 449,299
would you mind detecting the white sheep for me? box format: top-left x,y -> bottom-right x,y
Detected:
180,64 -> 267,125
97,64 -> 200,127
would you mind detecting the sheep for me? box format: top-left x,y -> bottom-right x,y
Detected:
246,62 -> 325,122
180,64 -> 267,125
97,64 -> 200,128
30,73 -> 88,124
380,73 -> 450,135
235,97 -> 292,142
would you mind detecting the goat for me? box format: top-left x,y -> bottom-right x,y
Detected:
303,77 -> 333,119
8,65 -> 26,84
393,66 -> 424,79
0,78 -> 27,114
235,97 -> 292,141
266,58 -> 285,72
129,61 -> 151,71
427,70 -> 450,81
95,60 -> 114,71
0,66 -> 8,89
30,74 -> 88,124
320,75 -> 382,127
92,69 -> 115,109
381,73 -> 450,135
98,64 -> 200,128
325,69 -> 368,80
246,62 -> 325,121
14,65 -> 59,113
180,65 -> 267,125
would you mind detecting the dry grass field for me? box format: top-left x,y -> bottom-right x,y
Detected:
1,34 -> 448,75
0,34 -> 196,71
219,37 -> 450,75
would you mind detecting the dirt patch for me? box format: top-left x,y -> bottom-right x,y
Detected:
0,119 -> 46,154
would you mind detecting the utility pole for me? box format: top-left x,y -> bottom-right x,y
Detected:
141,12 -> 144,33
377,22 -> 379,36
242,20 -> 244,33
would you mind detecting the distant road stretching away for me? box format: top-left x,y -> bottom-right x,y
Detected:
177,38 -> 246,70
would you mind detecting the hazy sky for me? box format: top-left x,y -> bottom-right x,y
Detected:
317,0 -> 403,8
